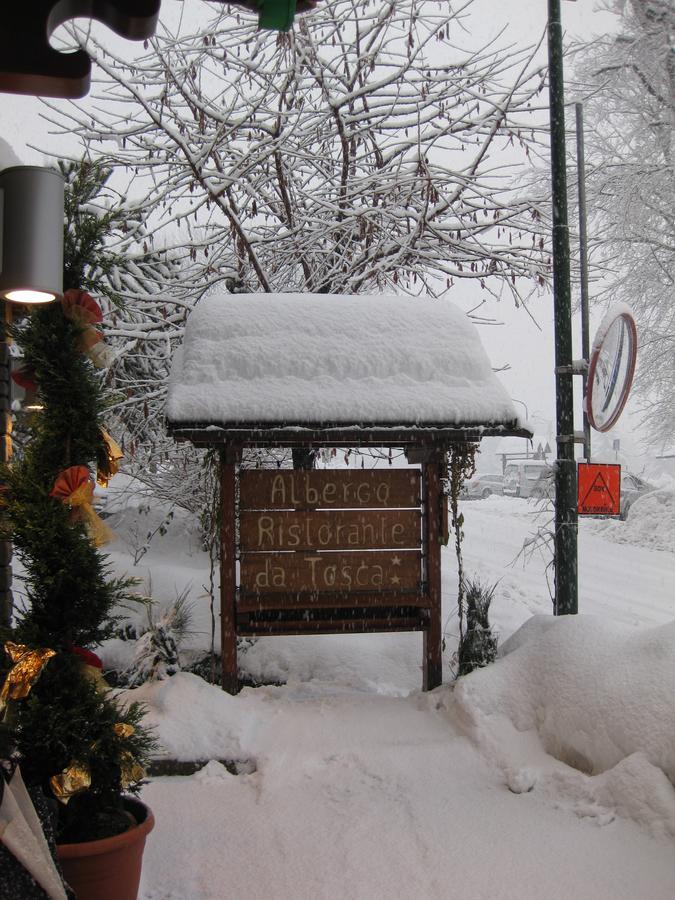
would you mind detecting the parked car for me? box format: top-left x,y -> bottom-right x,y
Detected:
620,472 -> 654,520
503,460 -> 554,499
460,472 -> 504,499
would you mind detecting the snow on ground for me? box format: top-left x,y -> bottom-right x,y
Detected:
134,662 -> 675,900
585,487 -> 675,554
96,482 -> 675,899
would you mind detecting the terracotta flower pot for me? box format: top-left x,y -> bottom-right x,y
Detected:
57,798 -> 154,900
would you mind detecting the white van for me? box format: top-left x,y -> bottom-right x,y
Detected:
503,460 -> 553,499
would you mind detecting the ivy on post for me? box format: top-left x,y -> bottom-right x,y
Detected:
219,446 -> 240,694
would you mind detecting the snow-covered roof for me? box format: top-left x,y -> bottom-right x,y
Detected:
166,293 -> 524,436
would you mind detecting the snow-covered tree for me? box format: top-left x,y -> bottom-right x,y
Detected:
59,159 -> 193,453
570,0 -> 674,446
42,159 -> 215,524
47,0 -> 551,305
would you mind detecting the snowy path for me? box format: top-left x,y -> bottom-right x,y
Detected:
136,676 -> 675,900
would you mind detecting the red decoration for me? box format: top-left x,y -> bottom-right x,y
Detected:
50,466 -> 93,505
61,289 -> 103,326
70,646 -> 103,670
11,367 -> 38,392
79,327 -> 103,352
50,466 -> 115,547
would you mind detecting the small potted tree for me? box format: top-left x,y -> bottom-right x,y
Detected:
0,162 -> 155,899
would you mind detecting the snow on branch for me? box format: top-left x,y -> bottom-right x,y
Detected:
48,0 -> 550,303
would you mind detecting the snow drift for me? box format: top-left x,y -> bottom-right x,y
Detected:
452,615 -> 675,837
454,615 -> 675,781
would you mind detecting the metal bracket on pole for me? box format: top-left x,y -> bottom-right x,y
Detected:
555,359 -> 588,375
557,432 -> 587,444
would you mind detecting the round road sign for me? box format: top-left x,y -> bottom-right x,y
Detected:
586,304 -> 637,433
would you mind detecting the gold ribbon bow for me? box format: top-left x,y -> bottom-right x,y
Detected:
0,642 -> 56,714
97,430 -> 124,488
50,762 -> 92,804
50,466 -> 115,547
50,724 -> 144,801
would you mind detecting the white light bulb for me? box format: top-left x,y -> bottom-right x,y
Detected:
4,289 -> 56,304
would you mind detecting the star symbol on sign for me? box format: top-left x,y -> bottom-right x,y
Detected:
391,555 -> 402,566
390,575 -> 401,585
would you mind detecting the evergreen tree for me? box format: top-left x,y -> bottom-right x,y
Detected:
0,164 -> 155,843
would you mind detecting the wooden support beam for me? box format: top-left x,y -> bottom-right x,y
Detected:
238,590 -> 428,612
219,450 -> 239,694
423,450 -> 443,690
238,615 -> 430,636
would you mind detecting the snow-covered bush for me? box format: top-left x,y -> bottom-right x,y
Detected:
456,579 -> 499,676
125,591 -> 194,687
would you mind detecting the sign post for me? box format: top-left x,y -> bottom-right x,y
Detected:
548,0 -> 578,616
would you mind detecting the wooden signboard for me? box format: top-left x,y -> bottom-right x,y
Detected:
218,460 -> 442,695
240,469 -> 421,510
240,470 -> 423,605
241,550 -> 422,593
240,509 -> 421,552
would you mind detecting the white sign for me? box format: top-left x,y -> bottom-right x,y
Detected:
587,305 -> 637,432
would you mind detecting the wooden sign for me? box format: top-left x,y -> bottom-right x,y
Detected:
240,469 -> 420,510
240,509 -> 421,552
241,550 -> 421,594
577,462 -> 621,516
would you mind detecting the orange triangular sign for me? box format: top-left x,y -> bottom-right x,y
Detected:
577,463 -> 621,516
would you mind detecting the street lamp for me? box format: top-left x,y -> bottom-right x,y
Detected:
510,397 -> 529,423
0,166 -> 64,303
0,165 -> 64,627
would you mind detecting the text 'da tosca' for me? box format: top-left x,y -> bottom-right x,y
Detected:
240,551 -> 422,593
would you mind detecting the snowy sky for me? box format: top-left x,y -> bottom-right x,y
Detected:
1,0 -> 650,460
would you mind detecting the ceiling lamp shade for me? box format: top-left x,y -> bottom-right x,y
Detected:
0,166 -> 64,304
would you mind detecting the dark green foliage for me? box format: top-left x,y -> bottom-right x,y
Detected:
61,160 -> 127,301
1,159 -> 155,841
4,304 -> 137,649
18,301 -> 103,474
456,579 -> 499,677
17,654 -> 154,844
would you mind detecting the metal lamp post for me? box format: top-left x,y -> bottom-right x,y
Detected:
547,0 -> 578,615
0,165 -> 64,626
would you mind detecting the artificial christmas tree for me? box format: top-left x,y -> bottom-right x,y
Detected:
0,161 -> 155,895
